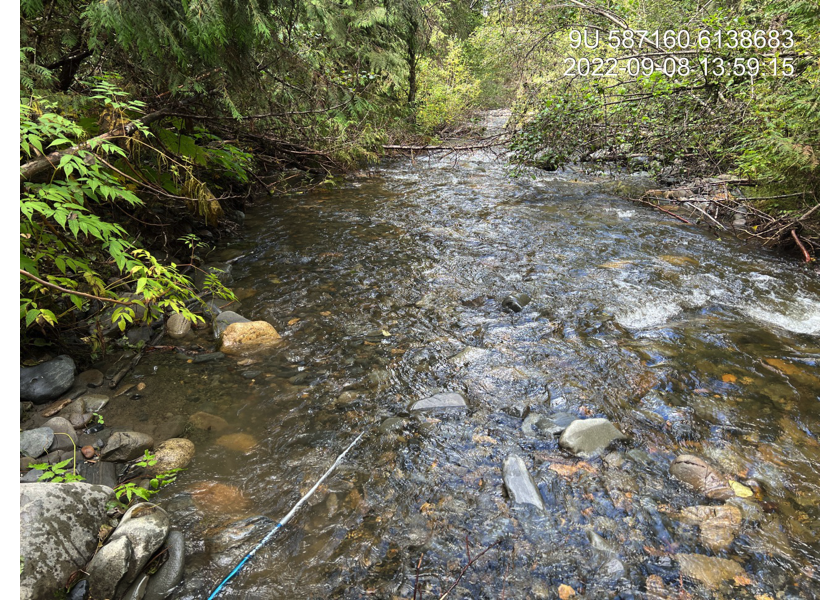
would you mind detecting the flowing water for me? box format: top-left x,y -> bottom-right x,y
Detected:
122,115 -> 819,598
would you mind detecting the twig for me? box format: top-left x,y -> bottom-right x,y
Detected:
413,553 -> 424,600
438,536 -> 500,600
109,328 -> 165,388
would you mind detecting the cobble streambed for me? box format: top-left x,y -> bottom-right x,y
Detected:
115,143 -> 818,598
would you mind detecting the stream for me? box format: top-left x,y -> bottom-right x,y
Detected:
112,113 -> 819,599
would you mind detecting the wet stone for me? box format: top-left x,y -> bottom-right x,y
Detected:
167,313 -> 192,338
188,411 -> 230,432
20,355 -> 76,404
502,292 -> 531,312
144,530 -> 186,600
110,503 -> 171,586
101,431 -> 154,462
76,369 -> 104,388
219,321 -> 282,354
558,418 -> 629,458
502,454 -> 545,510
409,392 -> 468,413
81,394 -> 110,412
379,417 -> 409,434
78,461 -> 118,489
669,455 -> 735,500
150,438 -> 195,475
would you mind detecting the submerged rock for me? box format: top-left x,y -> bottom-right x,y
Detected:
675,553 -> 745,589
558,418 -> 628,458
188,411 -> 230,432
409,392 -> 468,413
678,505 -> 742,551
522,411 -> 577,437
502,454 -> 545,510
20,355 -> 76,404
20,482 -> 113,600
189,481 -> 250,515
669,455 -> 735,500
216,433 -> 258,453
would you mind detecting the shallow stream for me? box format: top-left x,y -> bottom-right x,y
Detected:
116,118 -> 819,599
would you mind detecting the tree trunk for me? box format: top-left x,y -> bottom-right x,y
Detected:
407,46 -> 417,105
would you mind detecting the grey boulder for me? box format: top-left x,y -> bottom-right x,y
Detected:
20,427 -> 54,458
20,482 -> 114,600
86,536 -> 132,600
20,355 -> 75,404
144,530 -> 186,600
111,503 -> 171,587
558,418 -> 629,458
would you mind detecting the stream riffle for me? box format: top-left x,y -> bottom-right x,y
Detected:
115,137 -> 819,599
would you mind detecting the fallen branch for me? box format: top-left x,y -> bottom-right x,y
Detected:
21,108 -> 171,182
438,536 -> 500,600
791,230 -> 811,263
20,269 -> 134,306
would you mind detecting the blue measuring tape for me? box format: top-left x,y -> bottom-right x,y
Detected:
207,431 -> 365,599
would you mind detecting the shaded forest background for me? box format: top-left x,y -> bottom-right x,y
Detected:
19,0 -> 819,356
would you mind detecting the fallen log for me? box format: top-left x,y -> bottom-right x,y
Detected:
20,108 -> 171,182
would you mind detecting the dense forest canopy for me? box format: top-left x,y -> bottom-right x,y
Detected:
19,0 -> 819,355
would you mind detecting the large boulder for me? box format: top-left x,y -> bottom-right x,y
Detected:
20,356 -> 76,404
219,321 -> 281,354
20,482 -> 114,600
86,536 -> 132,600
558,418 -> 629,458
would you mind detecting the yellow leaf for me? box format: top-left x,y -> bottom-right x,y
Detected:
722,373 -> 737,383
729,480 -> 754,498
734,574 -> 752,586
558,584 -> 576,599
287,318 -> 300,325
381,330 -> 392,337
320,311 -> 332,316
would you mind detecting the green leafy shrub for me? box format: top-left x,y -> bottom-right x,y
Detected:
416,36 -> 480,132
